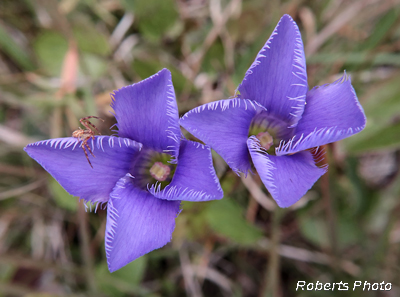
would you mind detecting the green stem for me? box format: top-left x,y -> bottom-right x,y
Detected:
262,207 -> 284,297
321,164 -> 339,272
78,203 -> 97,293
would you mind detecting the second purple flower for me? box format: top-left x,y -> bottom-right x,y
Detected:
180,15 -> 366,208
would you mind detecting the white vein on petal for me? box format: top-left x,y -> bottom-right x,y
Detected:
164,75 -> 180,163
27,136 -> 142,153
181,98 -> 266,119
288,24 -> 308,124
247,136 -> 277,197
310,146 -> 328,171
25,137 -> 142,211
149,184 -> 212,202
105,195 -> 119,267
82,200 -> 107,214
276,126 -> 362,156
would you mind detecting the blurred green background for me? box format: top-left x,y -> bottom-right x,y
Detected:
1,0 -> 400,296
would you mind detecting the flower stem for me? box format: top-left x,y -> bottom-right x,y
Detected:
321,145 -> 339,271
261,207 -> 284,297
77,203 -> 97,293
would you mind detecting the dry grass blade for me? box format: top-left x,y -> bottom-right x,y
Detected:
258,239 -> 361,276
0,125 -> 39,147
240,174 -> 276,211
305,0 -> 380,56
179,245 -> 203,297
187,0 -> 242,78
0,179 -> 46,201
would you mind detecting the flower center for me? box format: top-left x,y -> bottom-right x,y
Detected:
256,131 -> 274,150
150,162 -> 171,181
129,149 -> 177,191
248,111 -> 294,155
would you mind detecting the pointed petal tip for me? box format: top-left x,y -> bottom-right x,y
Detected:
277,14 -> 299,30
112,68 -> 172,96
24,136 -> 142,205
238,13 -> 307,126
275,200 -> 293,208
277,70 -> 366,155
280,14 -> 294,22
159,67 -> 172,76
108,266 -> 116,273
310,71 -> 351,92
111,68 -> 180,157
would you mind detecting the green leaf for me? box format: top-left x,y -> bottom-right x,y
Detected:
201,40 -> 225,74
205,199 -> 263,245
113,254 -> 147,285
72,17 -> 111,56
298,216 -> 329,248
81,53 -> 107,79
48,177 -> 77,211
345,121 -> 400,153
0,24 -> 34,70
126,0 -> 179,42
344,76 -> 400,153
96,256 -> 150,297
132,59 -> 163,80
307,52 -> 400,66
132,58 -> 190,93
33,31 -> 68,75
360,9 -> 399,50
336,218 -> 362,248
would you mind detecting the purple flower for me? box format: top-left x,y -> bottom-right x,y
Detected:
180,15 -> 366,208
24,69 -> 223,272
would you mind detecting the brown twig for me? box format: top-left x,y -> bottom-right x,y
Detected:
0,179 -> 46,201
187,0 -> 242,79
257,239 -> 360,276
179,243 -> 203,297
241,174 -> 276,211
305,0 -> 380,57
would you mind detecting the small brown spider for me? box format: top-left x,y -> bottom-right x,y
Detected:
72,116 -> 104,168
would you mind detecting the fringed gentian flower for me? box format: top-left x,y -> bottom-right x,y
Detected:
24,69 -> 223,272
180,15 -> 366,208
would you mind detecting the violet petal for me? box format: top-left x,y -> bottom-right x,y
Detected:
151,139 -> 223,201
237,14 -> 308,127
180,98 -> 266,174
276,73 -> 366,155
105,174 -> 181,272
24,136 -> 142,204
111,69 -> 181,160
247,136 -> 327,207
